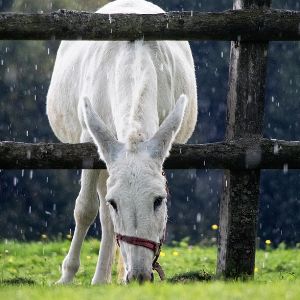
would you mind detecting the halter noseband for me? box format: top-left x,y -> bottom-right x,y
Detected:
116,233 -> 165,281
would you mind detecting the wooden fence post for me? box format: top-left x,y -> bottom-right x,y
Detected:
217,0 -> 271,278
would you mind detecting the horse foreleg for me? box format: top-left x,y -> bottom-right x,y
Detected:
92,170 -> 116,284
57,168 -> 100,284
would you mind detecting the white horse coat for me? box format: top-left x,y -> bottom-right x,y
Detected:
47,0 -> 197,284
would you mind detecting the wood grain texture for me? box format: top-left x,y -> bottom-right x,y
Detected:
0,9 -> 299,41
217,0 -> 271,280
0,138 -> 299,169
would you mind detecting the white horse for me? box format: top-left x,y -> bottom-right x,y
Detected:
47,0 -> 197,284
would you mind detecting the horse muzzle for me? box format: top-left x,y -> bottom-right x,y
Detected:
126,270 -> 154,284
116,233 -> 165,282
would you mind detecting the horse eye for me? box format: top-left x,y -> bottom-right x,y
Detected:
154,196 -> 164,211
108,199 -> 118,212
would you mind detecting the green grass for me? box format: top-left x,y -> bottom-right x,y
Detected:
0,239 -> 300,299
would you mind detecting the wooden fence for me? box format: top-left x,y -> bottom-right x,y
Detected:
1,0 -> 299,279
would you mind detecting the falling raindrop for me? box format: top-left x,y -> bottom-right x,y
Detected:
13,177 -> 18,186
283,164 -> 288,174
196,213 -> 201,223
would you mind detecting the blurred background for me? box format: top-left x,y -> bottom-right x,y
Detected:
0,0 -> 299,247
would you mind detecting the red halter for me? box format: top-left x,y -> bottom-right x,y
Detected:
116,233 -> 165,281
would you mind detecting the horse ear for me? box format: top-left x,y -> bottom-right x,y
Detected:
82,97 -> 122,164
145,95 -> 188,163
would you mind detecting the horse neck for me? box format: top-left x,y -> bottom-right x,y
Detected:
110,42 -> 159,145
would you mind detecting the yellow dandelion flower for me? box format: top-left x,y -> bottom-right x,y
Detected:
172,251 -> 179,256
211,224 -> 219,230
86,255 -> 92,260
265,240 -> 272,245
41,234 -> 47,239
66,234 -> 72,240
8,257 -> 14,263
160,252 -> 166,257
254,267 -> 259,273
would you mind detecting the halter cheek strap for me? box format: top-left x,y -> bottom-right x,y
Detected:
115,233 -> 165,281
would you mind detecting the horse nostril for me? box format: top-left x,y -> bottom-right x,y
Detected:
127,271 -> 153,284
137,274 -> 144,284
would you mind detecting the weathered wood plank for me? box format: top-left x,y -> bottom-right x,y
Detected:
0,9 -> 299,41
217,0 -> 271,279
0,138 -> 299,169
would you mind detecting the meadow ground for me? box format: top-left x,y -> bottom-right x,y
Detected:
0,239 -> 300,299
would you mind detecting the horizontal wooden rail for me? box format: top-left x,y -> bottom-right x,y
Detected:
1,138 -> 300,170
0,9 -> 300,41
